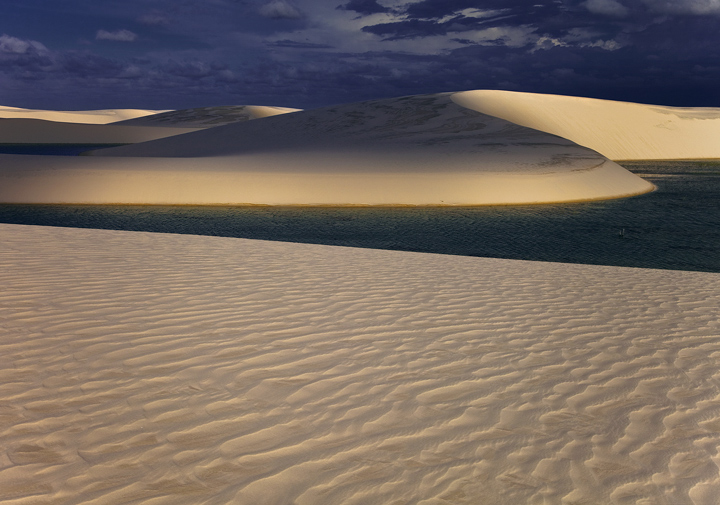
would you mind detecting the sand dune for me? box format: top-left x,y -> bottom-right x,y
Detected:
114,105 -> 301,128
1,223 -> 719,504
0,104 -> 298,146
52,93 -> 647,205
0,118 -> 201,145
0,92 -> 657,204
452,90 -> 720,160
0,150 -> 652,205
0,105 -> 168,124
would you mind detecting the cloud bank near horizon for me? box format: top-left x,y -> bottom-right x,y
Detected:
0,0 -> 719,110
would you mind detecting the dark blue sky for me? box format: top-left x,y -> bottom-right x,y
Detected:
1,0 -> 719,110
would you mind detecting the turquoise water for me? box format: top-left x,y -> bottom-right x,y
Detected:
0,161 -> 718,273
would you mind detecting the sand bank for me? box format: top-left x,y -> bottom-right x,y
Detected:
0,151 -> 650,205
0,105 -> 167,124
452,90 -> 720,160
1,223 -> 719,504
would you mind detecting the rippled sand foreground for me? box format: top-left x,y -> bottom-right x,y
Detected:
1,224 -> 719,504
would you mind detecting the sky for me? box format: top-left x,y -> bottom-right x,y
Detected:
1,0 -> 719,110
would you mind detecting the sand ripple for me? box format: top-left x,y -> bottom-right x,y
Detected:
1,224 -> 719,504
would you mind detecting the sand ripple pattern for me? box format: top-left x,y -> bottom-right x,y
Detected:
1,224 -> 719,505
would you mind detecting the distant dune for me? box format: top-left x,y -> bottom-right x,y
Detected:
114,105 -> 301,128
0,93 -> 653,205
0,105 -> 298,145
452,90 -> 720,160
0,105 -> 167,124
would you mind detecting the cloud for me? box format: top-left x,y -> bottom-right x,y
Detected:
259,0 -> 304,19
3,0 -> 720,110
641,0 -> 720,14
0,34 -> 48,54
96,29 -> 138,42
338,0 -> 391,16
269,40 -> 334,49
362,19 -> 449,39
137,11 -> 171,27
584,0 -> 629,17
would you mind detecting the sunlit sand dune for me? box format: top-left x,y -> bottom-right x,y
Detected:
1,223 -> 719,504
0,92 -> 644,205
452,90 -> 720,160
0,105 -> 167,124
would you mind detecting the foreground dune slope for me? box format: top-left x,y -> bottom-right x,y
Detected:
452,90 -> 720,160
1,224 -> 719,504
0,105 -> 168,124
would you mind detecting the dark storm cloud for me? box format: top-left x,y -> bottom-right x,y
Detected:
96,29 -> 138,42
137,11 -> 171,27
338,0 -> 391,16
258,0 -> 304,19
1,0 -> 719,109
269,40 -> 334,49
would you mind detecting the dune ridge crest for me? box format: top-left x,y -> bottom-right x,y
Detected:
0,105 -> 168,124
451,90 -> 720,160
114,105 -> 301,128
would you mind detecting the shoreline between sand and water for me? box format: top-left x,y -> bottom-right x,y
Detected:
0,160 -> 717,273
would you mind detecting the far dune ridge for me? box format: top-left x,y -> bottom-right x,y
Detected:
1,224 -> 719,505
452,90 -> 720,160
114,105 -> 301,128
0,93 -> 653,205
0,104 -> 299,146
0,105 -> 168,124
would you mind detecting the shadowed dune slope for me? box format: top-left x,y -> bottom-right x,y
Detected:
452,90 -> 720,160
114,105 -> 301,128
1,224 -> 719,505
0,105 -> 168,124
0,118 -> 201,144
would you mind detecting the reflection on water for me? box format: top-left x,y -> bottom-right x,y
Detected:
0,161 -> 718,273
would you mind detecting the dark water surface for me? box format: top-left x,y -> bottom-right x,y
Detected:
1,161 -> 718,273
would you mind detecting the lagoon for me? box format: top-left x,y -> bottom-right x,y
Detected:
1,161 -> 718,273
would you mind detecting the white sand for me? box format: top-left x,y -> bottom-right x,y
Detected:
0,106 -> 168,124
0,93 -> 653,205
1,223 -> 719,504
452,90 -> 720,160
